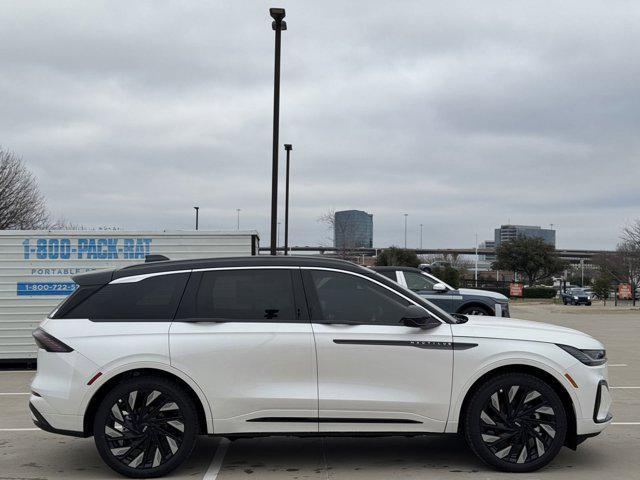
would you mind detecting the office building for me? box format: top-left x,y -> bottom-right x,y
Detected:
494,225 -> 556,247
334,210 -> 373,249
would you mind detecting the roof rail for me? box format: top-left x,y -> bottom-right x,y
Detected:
145,254 -> 170,263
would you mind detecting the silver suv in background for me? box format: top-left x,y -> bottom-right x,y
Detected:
372,267 -> 510,317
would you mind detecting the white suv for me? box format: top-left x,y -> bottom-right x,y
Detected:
30,257 -> 611,477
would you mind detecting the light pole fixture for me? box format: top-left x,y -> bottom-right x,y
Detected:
404,213 -> 408,248
236,209 -> 241,230
194,206 -> 199,231
284,143 -> 292,255
269,7 -> 287,256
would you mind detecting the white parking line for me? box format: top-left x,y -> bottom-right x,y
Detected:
612,422 -> 640,425
203,438 -> 230,480
0,428 -> 39,431
0,392 -> 30,395
609,364 -> 628,367
610,386 -> 640,389
0,370 -> 35,373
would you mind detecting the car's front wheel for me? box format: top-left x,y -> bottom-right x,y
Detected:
464,373 -> 567,472
93,376 -> 198,478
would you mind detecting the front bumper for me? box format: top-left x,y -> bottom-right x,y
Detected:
566,362 -> 613,435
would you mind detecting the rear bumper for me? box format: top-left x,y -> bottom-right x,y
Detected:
29,402 -> 86,437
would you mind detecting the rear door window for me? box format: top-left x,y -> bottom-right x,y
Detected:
63,273 -> 189,321
177,269 -> 297,322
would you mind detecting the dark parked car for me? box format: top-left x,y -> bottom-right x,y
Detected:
560,288 -> 592,305
372,267 -> 510,317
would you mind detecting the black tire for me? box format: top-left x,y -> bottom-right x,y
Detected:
459,304 -> 493,316
464,373 -> 567,473
562,298 -> 568,305
93,376 -> 198,478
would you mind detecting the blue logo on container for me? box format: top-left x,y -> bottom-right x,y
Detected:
17,282 -> 78,296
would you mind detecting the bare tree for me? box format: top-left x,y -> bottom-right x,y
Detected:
622,219 -> 640,250
0,149 -> 52,230
593,235 -> 640,305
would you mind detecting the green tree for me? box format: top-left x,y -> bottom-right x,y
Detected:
376,247 -> 420,268
592,275 -> 612,305
491,236 -> 568,285
432,265 -> 460,289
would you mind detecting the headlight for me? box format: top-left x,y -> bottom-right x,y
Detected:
557,344 -> 606,366
573,296 -> 579,300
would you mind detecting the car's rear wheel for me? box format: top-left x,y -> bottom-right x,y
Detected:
93,376 -> 198,478
464,373 -> 567,472
459,305 -> 492,316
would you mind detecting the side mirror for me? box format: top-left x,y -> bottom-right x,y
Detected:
433,283 -> 448,292
401,305 -> 442,329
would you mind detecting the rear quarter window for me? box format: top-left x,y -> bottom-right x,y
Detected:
62,273 -> 189,321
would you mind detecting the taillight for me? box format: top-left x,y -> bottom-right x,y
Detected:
33,328 -> 73,353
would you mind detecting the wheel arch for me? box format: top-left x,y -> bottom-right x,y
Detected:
456,364 -> 579,450
82,367 -> 210,437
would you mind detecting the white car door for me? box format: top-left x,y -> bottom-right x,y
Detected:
169,267 -> 318,434
302,268 -> 455,433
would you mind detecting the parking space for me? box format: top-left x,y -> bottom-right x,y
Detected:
1,303 -> 638,479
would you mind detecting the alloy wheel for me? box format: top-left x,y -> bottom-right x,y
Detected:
465,308 -> 488,316
478,384 -> 557,464
104,388 -> 186,470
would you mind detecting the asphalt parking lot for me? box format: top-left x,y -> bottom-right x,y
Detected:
1,303 -> 639,479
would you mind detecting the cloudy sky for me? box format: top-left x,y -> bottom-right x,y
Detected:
2,1 -> 639,249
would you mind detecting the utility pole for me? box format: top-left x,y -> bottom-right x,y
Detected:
236,209 -> 241,230
284,144 -> 292,255
194,206 -> 199,231
404,214 -> 408,248
269,8 -> 287,255
419,224 -> 423,249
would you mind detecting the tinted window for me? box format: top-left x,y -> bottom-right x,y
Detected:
308,270 -> 410,325
190,269 -> 296,321
64,273 -> 189,320
403,271 -> 438,291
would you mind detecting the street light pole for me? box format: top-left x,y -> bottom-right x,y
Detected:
404,214 -> 408,248
419,224 -> 423,249
277,222 -> 282,249
194,206 -> 199,231
284,144 -> 292,255
236,209 -> 241,230
269,8 -> 287,256
474,233 -> 479,287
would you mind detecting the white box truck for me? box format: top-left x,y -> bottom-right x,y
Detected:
0,230 -> 259,362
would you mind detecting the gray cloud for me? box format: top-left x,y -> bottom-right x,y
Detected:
1,0 -> 638,250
